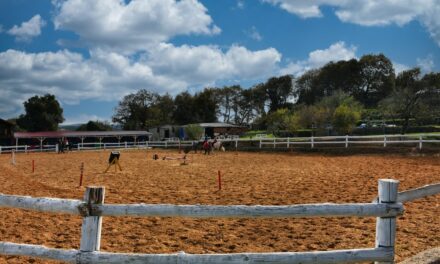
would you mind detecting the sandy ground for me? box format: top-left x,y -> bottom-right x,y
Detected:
0,149 -> 439,263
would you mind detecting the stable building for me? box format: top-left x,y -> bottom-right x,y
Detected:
0,119 -> 14,145
189,122 -> 248,139
13,130 -> 152,149
147,125 -> 178,141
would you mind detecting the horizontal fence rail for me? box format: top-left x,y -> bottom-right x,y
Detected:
0,242 -> 394,264
1,181 -> 439,263
92,203 -> 403,218
0,193 -> 403,218
397,183 -> 440,203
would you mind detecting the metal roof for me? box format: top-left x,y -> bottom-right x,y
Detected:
190,123 -> 244,128
14,130 -> 151,139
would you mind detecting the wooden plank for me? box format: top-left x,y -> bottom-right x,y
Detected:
0,242 -> 77,263
397,183 -> 440,202
93,203 -> 403,218
0,193 -> 82,215
0,242 -> 393,264
375,179 -> 399,264
80,187 -> 105,252
78,248 -> 393,264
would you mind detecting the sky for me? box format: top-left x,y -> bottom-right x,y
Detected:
0,0 -> 439,125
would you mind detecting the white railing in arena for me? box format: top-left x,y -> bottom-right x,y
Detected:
1,134 -> 439,154
0,180 -> 439,263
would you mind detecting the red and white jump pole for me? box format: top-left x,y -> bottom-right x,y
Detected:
79,162 -> 84,187
218,170 -> 222,191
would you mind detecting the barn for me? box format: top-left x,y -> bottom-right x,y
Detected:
189,122 -> 248,139
0,118 -> 14,145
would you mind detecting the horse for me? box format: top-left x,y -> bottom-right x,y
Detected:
212,139 -> 225,152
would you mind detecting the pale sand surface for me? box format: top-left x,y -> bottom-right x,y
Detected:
0,150 -> 439,263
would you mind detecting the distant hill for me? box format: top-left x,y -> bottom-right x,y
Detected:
59,123 -> 82,130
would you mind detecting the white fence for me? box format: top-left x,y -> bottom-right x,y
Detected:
1,180 -> 439,263
1,134 -> 440,154
253,134 -> 440,150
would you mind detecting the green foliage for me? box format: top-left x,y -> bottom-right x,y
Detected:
333,104 -> 362,134
173,88 -> 218,125
184,124 -> 204,140
16,94 -> 64,132
262,75 -> 294,112
294,54 -> 394,107
265,108 -> 290,133
112,90 -> 173,130
77,120 -> 112,131
379,68 -> 440,133
291,91 -> 363,135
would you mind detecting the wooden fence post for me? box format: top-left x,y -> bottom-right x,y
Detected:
418,136 -> 423,150
375,179 -> 399,264
311,136 -> 314,148
384,136 -> 387,147
287,137 -> 290,149
345,135 -> 349,148
80,187 -> 105,252
259,139 -> 262,149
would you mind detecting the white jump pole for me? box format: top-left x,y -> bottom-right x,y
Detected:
11,150 -> 16,165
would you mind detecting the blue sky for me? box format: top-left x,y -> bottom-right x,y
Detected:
0,0 -> 439,124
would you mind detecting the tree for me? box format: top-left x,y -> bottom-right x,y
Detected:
184,124 -> 204,140
262,75 -> 294,112
265,108 -> 290,133
77,120 -> 112,131
292,91 -> 363,135
355,54 -> 395,107
216,85 -> 241,123
193,88 -> 218,123
17,94 -> 64,131
233,88 -> 258,125
156,94 -> 175,125
333,104 -> 362,134
379,68 -> 440,133
112,89 -> 162,130
294,69 -> 321,105
173,91 -> 196,125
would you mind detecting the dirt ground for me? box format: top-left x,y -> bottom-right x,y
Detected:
0,149 -> 439,263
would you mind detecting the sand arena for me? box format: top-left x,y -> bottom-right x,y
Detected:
0,149 -> 439,263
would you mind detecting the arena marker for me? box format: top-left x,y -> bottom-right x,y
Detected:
79,162 -> 84,187
218,170 -> 222,191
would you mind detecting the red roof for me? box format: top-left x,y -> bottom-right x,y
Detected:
14,130 -> 151,139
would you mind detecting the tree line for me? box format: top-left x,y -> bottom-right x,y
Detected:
9,53 -> 440,135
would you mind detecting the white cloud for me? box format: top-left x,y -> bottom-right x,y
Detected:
145,43 -> 281,83
7,15 -> 46,42
245,26 -> 263,41
280,41 -> 357,76
237,0 -> 245,9
417,55 -> 435,73
393,62 -> 410,74
0,44 -> 281,117
53,0 -> 220,53
263,0 -> 440,46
